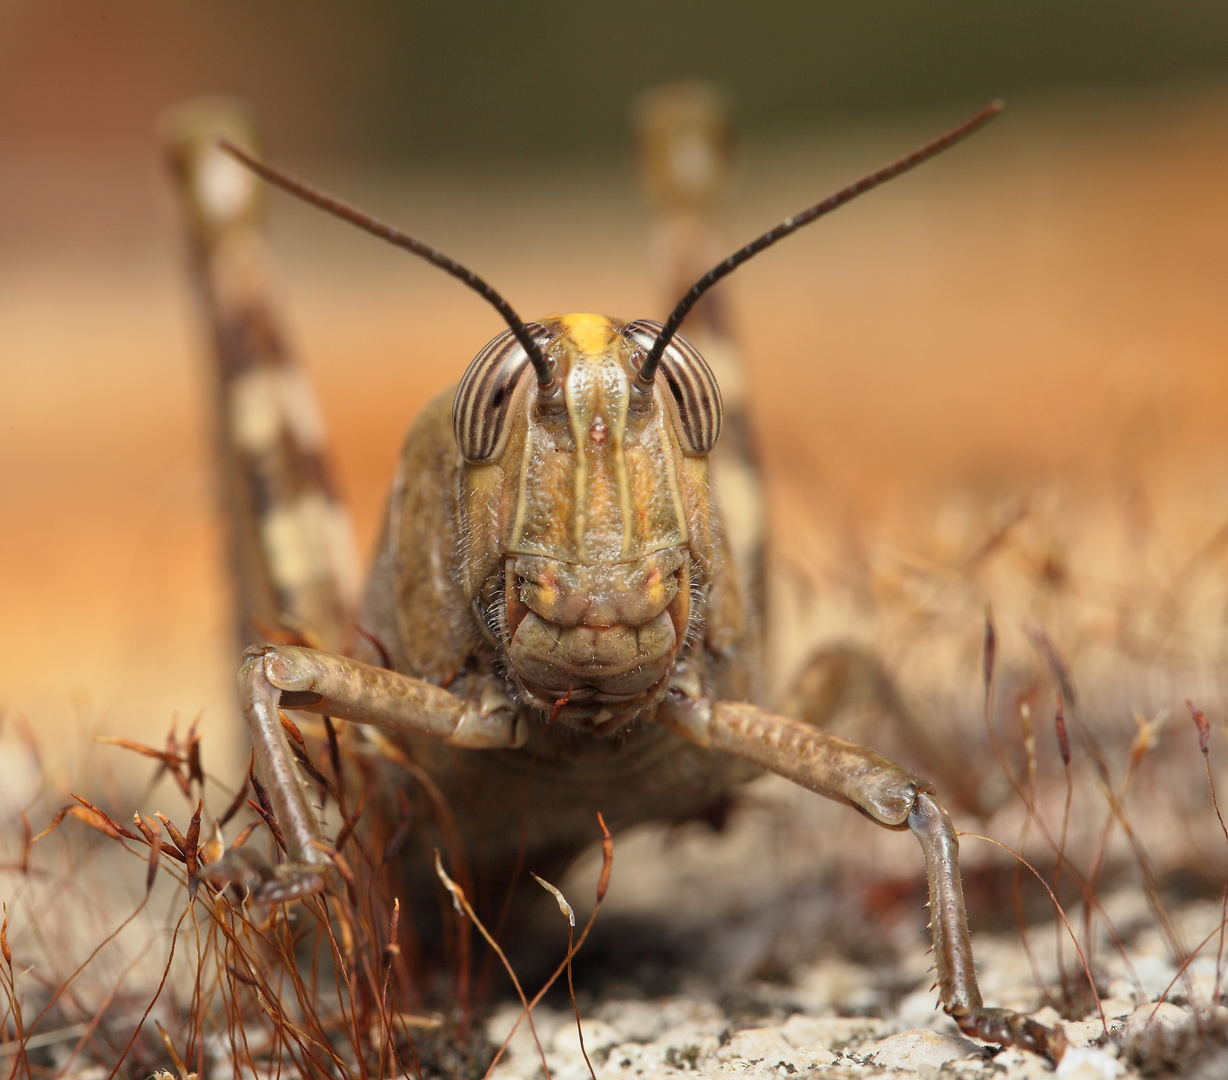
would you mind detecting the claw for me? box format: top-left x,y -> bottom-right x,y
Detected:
203,846 -> 328,904
956,1006 -> 1066,1062
446,674 -> 528,748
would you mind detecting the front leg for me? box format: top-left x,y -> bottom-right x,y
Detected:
215,644 -> 527,902
658,695 -> 1065,1060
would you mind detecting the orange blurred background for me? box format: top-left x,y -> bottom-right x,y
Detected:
4,2 -> 1228,786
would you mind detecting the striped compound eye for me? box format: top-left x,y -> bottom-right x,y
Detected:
453,324 -> 551,462
623,320 -> 722,455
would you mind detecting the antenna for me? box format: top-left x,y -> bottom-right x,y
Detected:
640,100 -> 1004,382
218,139 -> 557,390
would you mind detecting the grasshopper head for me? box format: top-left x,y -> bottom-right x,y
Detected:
453,313 -> 722,731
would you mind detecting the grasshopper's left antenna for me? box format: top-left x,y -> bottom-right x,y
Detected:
639,100 -> 1004,383
218,139 -> 558,392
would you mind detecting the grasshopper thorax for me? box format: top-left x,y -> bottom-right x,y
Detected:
453,313 -> 722,731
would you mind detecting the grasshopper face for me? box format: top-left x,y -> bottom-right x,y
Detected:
453,312 -> 723,729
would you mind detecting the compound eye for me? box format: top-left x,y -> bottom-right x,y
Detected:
453,323 -> 550,462
623,319 -> 722,455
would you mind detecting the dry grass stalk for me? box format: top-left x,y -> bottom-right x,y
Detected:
0,718 -> 624,1079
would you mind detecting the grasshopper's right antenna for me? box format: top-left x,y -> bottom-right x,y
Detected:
640,100 -> 1004,382
218,139 -> 558,393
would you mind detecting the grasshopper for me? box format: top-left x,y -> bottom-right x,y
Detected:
164,92 -> 1062,1059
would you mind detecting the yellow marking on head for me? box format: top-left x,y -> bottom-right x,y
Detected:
559,313 -> 616,356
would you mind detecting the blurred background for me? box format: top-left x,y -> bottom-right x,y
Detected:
3,0 -> 1228,797
6,7 -> 1228,1061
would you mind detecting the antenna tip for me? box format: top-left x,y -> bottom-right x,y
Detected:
216,136 -> 246,162
989,99 -> 1006,115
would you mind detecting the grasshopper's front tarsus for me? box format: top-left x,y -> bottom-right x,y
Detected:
171,89 -> 1063,1061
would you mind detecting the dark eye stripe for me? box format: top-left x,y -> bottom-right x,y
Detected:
623,319 -> 722,455
453,325 -> 546,461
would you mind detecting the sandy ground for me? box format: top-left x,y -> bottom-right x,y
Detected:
4,88 -> 1228,1076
